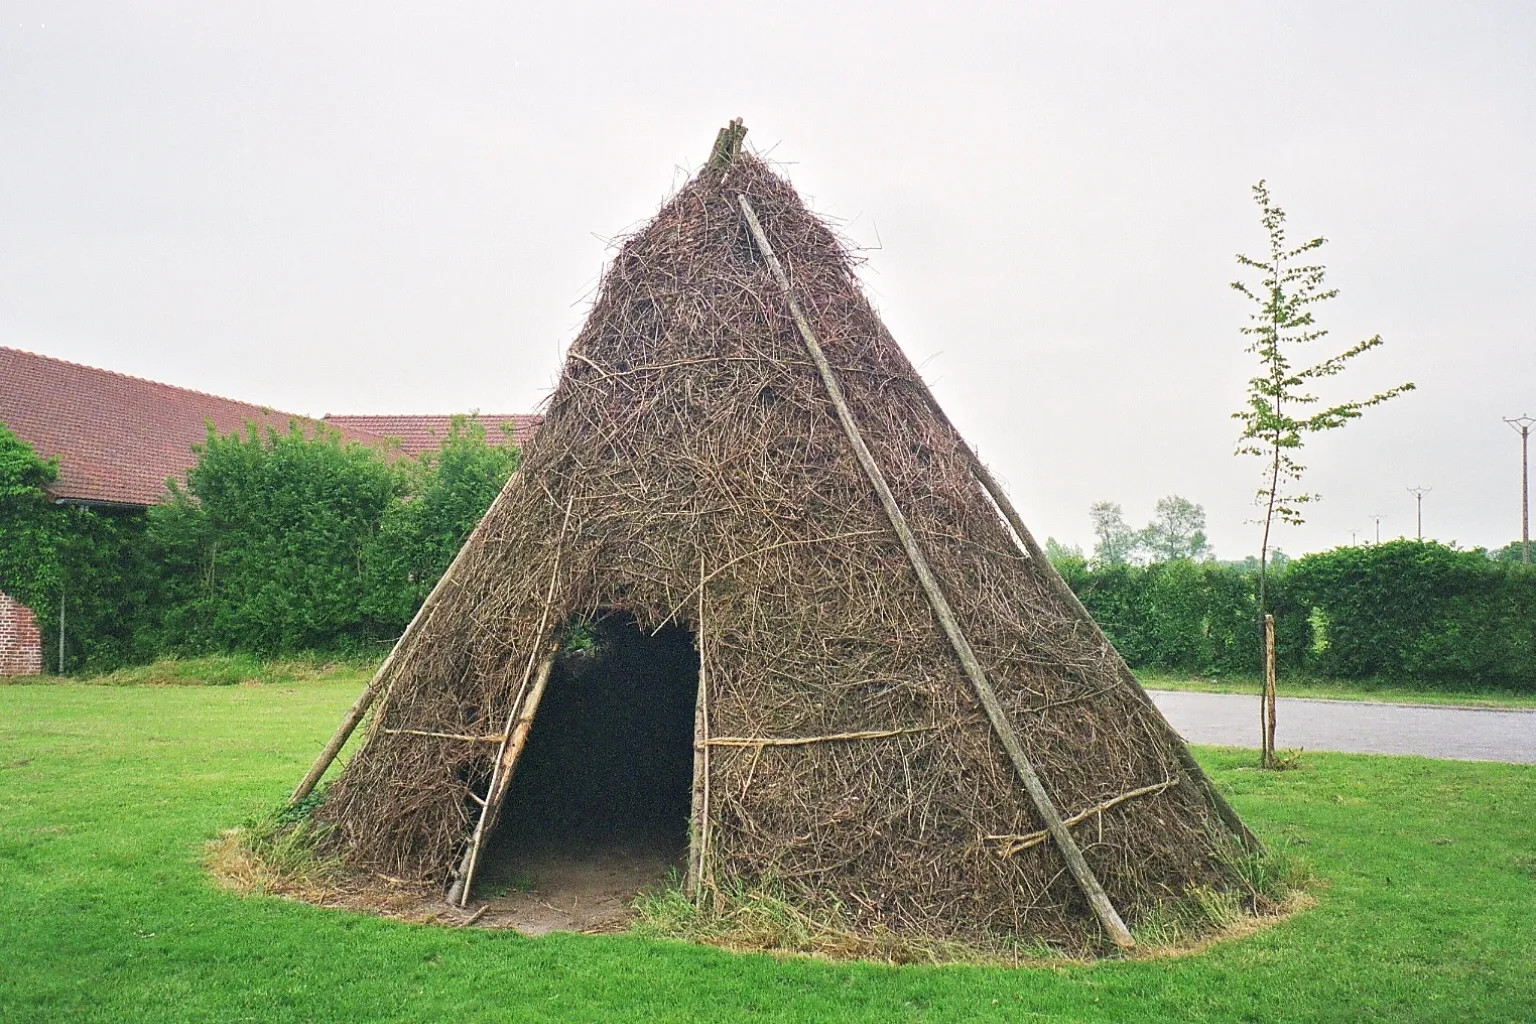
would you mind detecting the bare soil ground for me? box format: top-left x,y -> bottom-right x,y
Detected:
466,838 -> 682,934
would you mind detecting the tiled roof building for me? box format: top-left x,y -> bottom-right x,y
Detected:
0,346 -> 390,508
323,414 -> 541,457
0,346 -> 534,676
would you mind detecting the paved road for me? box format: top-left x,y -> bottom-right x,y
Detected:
1147,689 -> 1536,764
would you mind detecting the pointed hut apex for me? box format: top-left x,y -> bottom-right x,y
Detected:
706,118 -> 748,171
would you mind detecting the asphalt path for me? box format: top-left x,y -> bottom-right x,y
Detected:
1147,689 -> 1536,764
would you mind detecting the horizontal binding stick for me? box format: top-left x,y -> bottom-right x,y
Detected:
739,193 -> 1135,950
382,729 -> 508,743
705,725 -> 940,748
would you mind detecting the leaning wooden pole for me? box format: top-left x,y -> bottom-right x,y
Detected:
451,497 -> 575,907
451,651 -> 557,906
685,556 -> 713,900
289,474 -> 516,805
907,382 -> 1263,852
740,194 -> 1135,950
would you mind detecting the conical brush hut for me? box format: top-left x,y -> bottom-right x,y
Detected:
293,121 -> 1258,952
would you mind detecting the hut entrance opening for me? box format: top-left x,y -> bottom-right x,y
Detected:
475,612 -> 698,931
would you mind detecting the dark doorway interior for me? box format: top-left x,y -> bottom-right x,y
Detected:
476,612 -> 698,932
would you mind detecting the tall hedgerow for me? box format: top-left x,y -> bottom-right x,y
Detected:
150,423 -> 406,654
363,417 -> 520,627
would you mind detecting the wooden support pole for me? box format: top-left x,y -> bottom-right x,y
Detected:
686,557 -> 712,900
288,476 -> 516,805
908,380 -> 1262,852
740,194 -> 1135,950
450,497 -> 574,907
453,652 -> 557,906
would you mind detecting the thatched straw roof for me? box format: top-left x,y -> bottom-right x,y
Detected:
303,126 -> 1253,952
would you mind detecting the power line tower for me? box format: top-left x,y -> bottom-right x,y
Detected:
1368,513 -> 1386,544
1407,486 -> 1432,541
1506,415 -> 1533,565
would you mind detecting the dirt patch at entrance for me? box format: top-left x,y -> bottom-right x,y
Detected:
466,840 -> 680,934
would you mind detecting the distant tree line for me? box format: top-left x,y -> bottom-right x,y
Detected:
0,418 -> 518,672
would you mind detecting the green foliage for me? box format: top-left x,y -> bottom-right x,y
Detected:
1058,558 -> 1304,677
1286,540 -> 1536,687
1140,495 -> 1211,563
362,417 -> 519,627
54,507 -> 164,671
0,424 -> 165,671
1061,541 -> 1536,690
1489,540 -> 1532,565
0,414 -> 516,671
1043,536 -> 1083,563
0,424 -> 63,609
1089,501 -> 1140,566
559,618 -> 600,654
1089,496 -> 1212,567
149,423 -> 405,654
147,416 -> 516,659
1231,180 -> 1414,600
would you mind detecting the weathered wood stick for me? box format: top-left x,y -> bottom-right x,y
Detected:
454,652 -> 557,906
987,778 -> 1179,857
382,729 -> 508,743
452,496 -> 574,907
740,194 -> 1135,950
288,476 -> 516,805
706,725 -> 940,748
686,555 -> 715,902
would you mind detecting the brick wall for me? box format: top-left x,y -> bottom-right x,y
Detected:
0,590 -> 44,677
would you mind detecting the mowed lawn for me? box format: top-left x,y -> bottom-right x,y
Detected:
1,679 -> 1533,1023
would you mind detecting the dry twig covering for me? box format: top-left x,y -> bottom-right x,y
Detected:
312,144 -> 1250,950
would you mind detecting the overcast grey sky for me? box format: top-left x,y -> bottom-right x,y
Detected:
3,2 -> 1532,558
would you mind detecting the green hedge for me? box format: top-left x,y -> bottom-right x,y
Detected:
1054,542 -> 1536,691
0,417 -> 517,672
1286,541 -> 1536,687
6,417 -> 1532,689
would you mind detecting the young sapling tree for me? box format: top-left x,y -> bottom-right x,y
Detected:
1232,180 -> 1414,767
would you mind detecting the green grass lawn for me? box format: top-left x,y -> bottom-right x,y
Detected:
1137,670 -> 1536,709
2,676 -> 1533,1023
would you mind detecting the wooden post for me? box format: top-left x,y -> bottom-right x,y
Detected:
453,652 -> 557,905
451,497 -> 574,906
289,474 -> 516,805
1263,614 -> 1277,769
686,557 -> 712,899
740,194 -> 1135,949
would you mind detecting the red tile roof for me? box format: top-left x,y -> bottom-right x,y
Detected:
322,414 -> 541,457
0,346 -> 394,508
